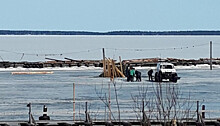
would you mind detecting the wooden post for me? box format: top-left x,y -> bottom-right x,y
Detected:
202,105 -> 205,118
85,102 -> 88,122
197,101 -> 199,121
105,105 -> 107,121
103,48 -> 106,76
107,59 -> 110,77
113,60 -> 117,78
119,56 -> 123,73
73,83 -> 75,121
28,103 -> 32,124
210,41 -> 212,70
108,82 -> 111,121
111,59 -> 117,78
142,101 -> 145,122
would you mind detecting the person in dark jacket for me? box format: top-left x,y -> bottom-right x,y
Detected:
135,70 -> 141,81
125,64 -> 130,82
148,69 -> 153,81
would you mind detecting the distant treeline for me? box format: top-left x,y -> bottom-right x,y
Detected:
1,30 -> 220,35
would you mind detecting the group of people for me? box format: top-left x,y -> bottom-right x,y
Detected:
125,65 -> 154,82
126,66 -> 141,82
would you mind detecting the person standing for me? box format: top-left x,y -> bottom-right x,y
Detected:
126,65 -> 130,82
129,66 -> 135,82
148,69 -> 153,81
135,70 -> 141,82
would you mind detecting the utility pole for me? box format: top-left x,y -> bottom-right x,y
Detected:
210,41 -> 212,70
103,48 -> 106,77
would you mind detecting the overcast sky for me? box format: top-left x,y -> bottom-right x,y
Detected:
0,0 -> 219,31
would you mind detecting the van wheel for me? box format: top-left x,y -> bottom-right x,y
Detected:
172,73 -> 178,83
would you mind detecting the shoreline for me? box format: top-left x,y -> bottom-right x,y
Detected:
0,57 -> 219,70
1,30 -> 220,36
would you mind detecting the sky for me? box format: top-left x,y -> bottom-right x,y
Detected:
0,0 -> 220,32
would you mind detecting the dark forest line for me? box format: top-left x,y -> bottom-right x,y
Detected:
1,30 -> 220,35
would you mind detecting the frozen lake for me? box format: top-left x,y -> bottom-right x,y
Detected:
0,66 -> 220,121
0,35 -> 220,121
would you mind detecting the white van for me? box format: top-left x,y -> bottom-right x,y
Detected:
154,62 -> 179,82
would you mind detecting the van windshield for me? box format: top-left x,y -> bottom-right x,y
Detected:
161,65 -> 173,69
